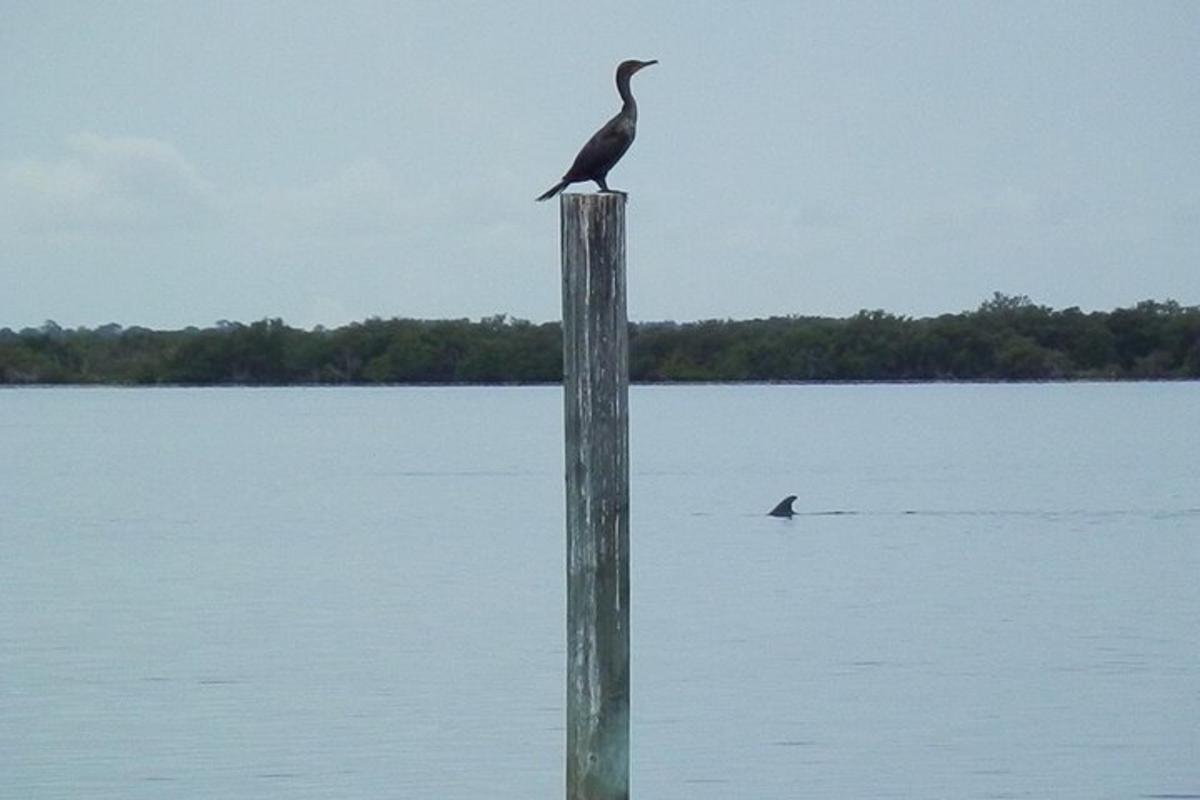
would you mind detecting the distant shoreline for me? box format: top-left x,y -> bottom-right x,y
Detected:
4,295 -> 1198,384
3,377 -> 1197,390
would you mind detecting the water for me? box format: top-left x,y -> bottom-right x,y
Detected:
1,383 -> 1197,799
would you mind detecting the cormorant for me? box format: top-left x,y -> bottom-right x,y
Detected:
537,59 -> 657,201
768,496 -> 798,518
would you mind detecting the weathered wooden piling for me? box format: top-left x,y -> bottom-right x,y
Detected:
560,192 -> 630,800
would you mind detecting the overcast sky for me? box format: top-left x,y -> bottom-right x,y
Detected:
2,1 -> 1197,330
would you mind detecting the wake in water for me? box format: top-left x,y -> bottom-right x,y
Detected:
739,507 -> 1200,521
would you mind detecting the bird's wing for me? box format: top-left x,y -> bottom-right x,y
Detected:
564,117 -> 634,181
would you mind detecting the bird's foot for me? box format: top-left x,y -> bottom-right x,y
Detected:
599,189 -> 629,197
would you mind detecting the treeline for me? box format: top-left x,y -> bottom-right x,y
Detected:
2,295 -> 1198,385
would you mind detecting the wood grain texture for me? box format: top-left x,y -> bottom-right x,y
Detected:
560,192 -> 630,800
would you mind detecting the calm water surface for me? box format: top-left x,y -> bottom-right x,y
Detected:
1,384 -> 1197,799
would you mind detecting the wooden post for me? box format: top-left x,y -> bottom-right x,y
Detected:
560,192 -> 630,800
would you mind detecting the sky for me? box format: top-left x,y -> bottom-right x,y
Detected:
2,1 -> 1197,330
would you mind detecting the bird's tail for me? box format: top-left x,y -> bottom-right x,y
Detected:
536,180 -> 568,202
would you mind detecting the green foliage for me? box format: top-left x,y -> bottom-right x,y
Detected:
2,296 -> 1198,385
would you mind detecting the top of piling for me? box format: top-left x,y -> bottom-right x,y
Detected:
561,192 -> 628,206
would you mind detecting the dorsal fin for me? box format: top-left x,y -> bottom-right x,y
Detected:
768,495 -> 798,518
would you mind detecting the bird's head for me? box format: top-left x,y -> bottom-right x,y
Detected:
617,59 -> 658,80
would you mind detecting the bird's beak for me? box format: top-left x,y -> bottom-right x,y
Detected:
641,60 -> 659,69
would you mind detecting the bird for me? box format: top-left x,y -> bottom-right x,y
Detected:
536,59 -> 657,201
768,495 -> 798,518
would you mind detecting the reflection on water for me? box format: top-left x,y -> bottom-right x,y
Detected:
1,384 -> 1197,799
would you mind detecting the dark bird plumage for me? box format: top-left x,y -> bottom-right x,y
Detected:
768,495 -> 798,518
537,59 -> 657,201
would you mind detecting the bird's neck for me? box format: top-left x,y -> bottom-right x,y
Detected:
617,77 -> 638,120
